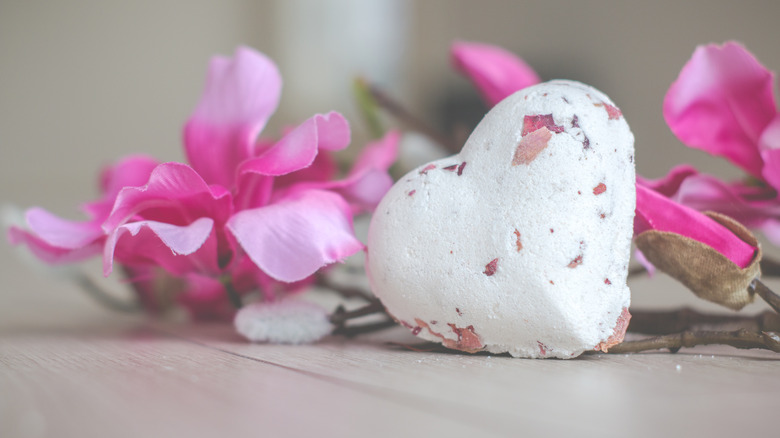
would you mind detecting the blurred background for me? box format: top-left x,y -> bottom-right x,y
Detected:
2,0 -> 780,314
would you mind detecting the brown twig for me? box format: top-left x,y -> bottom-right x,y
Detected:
329,300 -> 387,326
366,83 -> 461,153
332,320 -> 397,337
328,299 -> 393,338
628,308 -> 780,335
316,274 -> 375,302
605,329 -> 780,354
751,279 -> 780,314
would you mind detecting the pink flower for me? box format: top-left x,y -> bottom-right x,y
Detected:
9,47 -> 398,319
650,41 -> 780,245
451,41 -> 540,107
450,41 -> 759,270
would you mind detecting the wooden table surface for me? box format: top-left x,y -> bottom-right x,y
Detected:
1,248 -> 779,438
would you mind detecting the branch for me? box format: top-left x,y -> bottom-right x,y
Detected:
332,320 -> 397,337
329,300 -> 387,326
72,271 -> 141,313
750,279 -> 780,314
365,82 -> 461,153
605,329 -> 780,354
628,308 -> 780,335
316,274 -> 375,302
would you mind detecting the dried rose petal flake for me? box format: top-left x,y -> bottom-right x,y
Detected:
595,102 -> 623,120
513,127 -> 552,166
484,258 -> 499,276
594,307 -> 631,352
522,114 -> 564,136
567,254 -> 583,268
419,164 -> 436,175
593,183 -> 607,195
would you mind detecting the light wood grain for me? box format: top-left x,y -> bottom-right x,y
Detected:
2,247 -> 779,438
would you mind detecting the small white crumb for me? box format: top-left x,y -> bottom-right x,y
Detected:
234,298 -> 333,344
675,364 -> 682,372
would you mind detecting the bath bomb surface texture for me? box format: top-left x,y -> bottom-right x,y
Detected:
367,80 -> 635,358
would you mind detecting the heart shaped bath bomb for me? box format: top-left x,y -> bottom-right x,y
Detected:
367,80 -> 635,358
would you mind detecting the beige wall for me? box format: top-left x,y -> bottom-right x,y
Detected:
2,0 -> 779,308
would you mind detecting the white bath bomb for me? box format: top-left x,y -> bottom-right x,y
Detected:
367,80 -> 635,358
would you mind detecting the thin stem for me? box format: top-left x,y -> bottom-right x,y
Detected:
353,77 -> 386,139
366,82 -> 461,153
332,320 -> 397,337
751,279 -> 780,314
71,271 -> 141,313
604,329 -> 780,354
329,300 -> 386,326
627,308 -> 780,335
221,276 -> 243,309
316,274 -> 375,302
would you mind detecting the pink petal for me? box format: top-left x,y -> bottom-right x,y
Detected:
633,248 -> 656,277
636,165 -> 699,197
759,115 -> 780,191
103,162 -> 233,233
273,151 -> 338,190
350,130 -> 400,175
238,112 -> 350,177
661,173 -> 780,229
25,207 -> 104,249
184,46 -> 282,188
333,170 -> 394,214
272,131 -> 399,213
635,185 -> 756,268
234,173 -> 276,211
98,155 -> 160,199
759,219 -> 780,247
451,41 -> 541,107
663,42 -> 776,179
7,226 -> 102,264
175,274 -> 237,321
104,217 -> 218,276
227,189 -> 364,282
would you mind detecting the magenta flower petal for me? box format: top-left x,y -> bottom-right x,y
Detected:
451,41 -> 541,107
227,189 -> 364,282
104,217 -> 217,276
351,130 -> 400,175
759,115 -> 780,191
8,227 -> 102,264
642,169 -> 780,246
273,131 -> 400,213
238,112 -> 350,177
98,155 -> 160,199
311,111 -> 351,151
184,46 -> 282,188
663,42 -> 777,179
635,185 -> 756,268
636,165 -> 699,197
24,207 -> 103,249
103,162 -> 232,233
